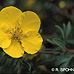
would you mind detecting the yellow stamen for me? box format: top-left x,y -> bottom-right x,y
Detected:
10,27 -> 24,43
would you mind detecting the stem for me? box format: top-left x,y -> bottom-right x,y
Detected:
38,49 -> 74,54
68,50 -> 74,53
38,51 -> 55,54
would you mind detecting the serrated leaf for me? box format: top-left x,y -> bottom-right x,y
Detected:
66,22 -> 71,39
52,38 -> 66,49
55,25 -> 65,40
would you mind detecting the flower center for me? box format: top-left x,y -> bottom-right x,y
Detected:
10,27 -> 23,42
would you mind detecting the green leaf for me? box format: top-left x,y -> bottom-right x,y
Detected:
52,38 -> 66,49
60,55 -> 74,68
39,54 -> 56,65
39,29 -> 42,34
66,22 -> 71,39
67,39 -> 74,44
63,23 -> 66,33
71,72 -> 74,74
0,58 -> 18,73
25,61 -> 31,71
0,51 -> 4,58
10,59 -> 18,73
4,58 -> 13,66
46,39 -> 56,45
55,25 -> 65,40
14,60 -> 21,73
55,53 -> 73,67
20,60 -> 31,71
0,55 -> 7,66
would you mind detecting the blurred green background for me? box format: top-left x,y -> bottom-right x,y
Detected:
0,0 -> 74,74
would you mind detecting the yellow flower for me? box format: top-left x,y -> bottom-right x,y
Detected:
0,6 -> 43,58
59,1 -> 66,8
25,0 -> 36,9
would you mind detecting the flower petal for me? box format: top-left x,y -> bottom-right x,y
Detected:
20,11 -> 41,33
0,31 -> 11,48
21,31 -> 43,54
3,41 -> 24,58
0,6 -> 22,29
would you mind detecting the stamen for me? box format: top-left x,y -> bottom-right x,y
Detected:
10,27 -> 24,43
10,30 -> 13,34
